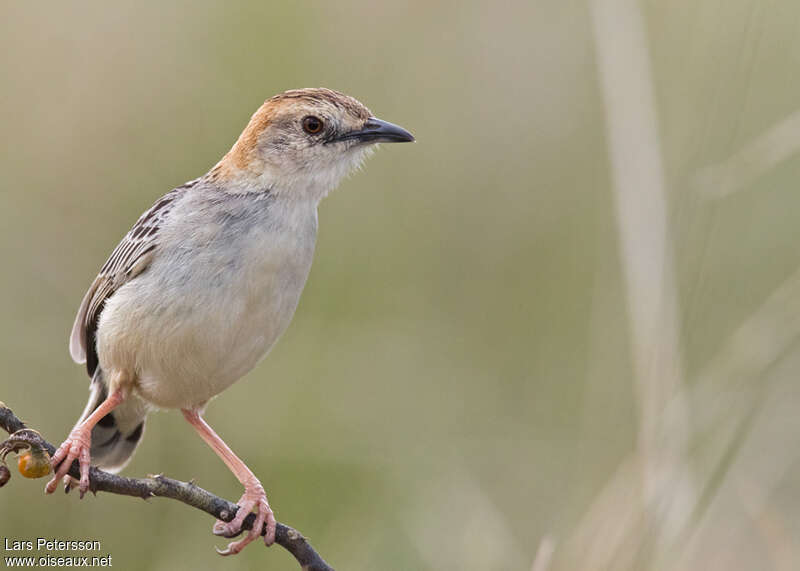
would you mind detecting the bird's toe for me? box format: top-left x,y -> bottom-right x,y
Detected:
212,519 -> 242,538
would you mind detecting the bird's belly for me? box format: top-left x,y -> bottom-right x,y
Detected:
97,234 -> 314,409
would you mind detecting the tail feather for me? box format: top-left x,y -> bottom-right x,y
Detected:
79,370 -> 148,473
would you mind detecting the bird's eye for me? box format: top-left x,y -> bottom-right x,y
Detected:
302,116 -> 324,134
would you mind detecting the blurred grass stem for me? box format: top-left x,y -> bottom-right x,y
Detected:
590,0 -> 695,554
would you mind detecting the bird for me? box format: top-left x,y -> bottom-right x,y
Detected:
46,88 -> 414,555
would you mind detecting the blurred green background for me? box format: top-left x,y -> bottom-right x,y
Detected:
2,1 -> 800,570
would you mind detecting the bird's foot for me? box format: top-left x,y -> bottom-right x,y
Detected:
45,425 -> 92,498
213,482 -> 276,555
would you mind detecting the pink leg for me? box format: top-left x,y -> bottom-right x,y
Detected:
182,409 -> 276,555
46,388 -> 125,498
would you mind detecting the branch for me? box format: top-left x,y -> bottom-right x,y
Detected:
0,401 -> 334,571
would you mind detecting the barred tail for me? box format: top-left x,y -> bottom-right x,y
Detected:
78,369 -> 148,473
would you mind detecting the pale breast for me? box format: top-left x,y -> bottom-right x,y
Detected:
96,192 -> 318,409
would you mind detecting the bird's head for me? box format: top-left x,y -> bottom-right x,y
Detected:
211,88 -> 414,199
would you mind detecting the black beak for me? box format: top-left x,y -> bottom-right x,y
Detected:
330,117 -> 415,144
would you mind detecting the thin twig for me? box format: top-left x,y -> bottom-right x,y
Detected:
0,402 -> 334,571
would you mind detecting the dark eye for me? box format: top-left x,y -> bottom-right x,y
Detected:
302,116 -> 324,134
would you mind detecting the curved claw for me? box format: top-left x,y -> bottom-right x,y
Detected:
64,475 -> 78,494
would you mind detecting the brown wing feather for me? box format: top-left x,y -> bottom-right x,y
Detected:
69,183 -> 194,376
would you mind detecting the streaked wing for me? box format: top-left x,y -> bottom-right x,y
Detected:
69,184 -> 191,376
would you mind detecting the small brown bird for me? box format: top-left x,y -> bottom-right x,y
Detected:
48,88 -> 414,555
